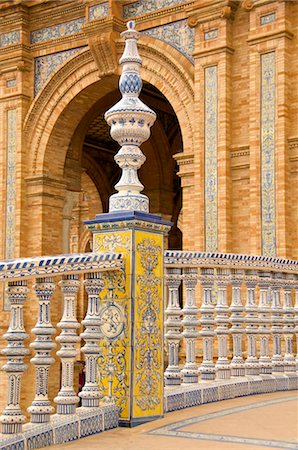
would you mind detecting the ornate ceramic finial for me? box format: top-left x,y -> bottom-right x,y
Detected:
104,21 -> 156,213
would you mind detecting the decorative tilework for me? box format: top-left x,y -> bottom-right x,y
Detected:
0,404 -> 118,450
143,20 -> 194,62
133,232 -> 163,417
0,30 -> 20,47
34,47 -> 86,96
204,29 -> 218,41
88,2 -> 109,21
30,18 -> 85,44
204,66 -> 218,252
0,251 -> 123,281
261,52 -> 276,257
6,79 -> 17,88
164,250 -> 298,272
261,12 -> 276,25
123,0 -> 186,18
5,110 -> 17,262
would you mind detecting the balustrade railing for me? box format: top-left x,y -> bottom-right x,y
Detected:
0,252 -> 122,435
164,251 -> 298,388
0,248 -> 297,440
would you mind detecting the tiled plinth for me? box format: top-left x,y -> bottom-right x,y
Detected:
0,404 -> 118,450
164,373 -> 298,412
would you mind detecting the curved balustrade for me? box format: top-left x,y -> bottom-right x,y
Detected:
164,251 -> 298,410
0,249 -> 297,445
0,252 -> 122,444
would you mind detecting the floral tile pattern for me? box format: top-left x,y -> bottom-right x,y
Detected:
34,46 -> 86,96
261,52 -> 276,256
88,2 -> 109,21
204,66 -> 218,252
0,30 -> 20,47
142,20 -> 194,62
123,0 -> 186,18
30,18 -> 85,44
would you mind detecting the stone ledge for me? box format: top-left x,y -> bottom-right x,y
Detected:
0,403 -> 118,450
164,373 -> 298,412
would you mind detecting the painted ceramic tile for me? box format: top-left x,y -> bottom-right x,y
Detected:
204,29 -> 218,41
261,52 -> 276,256
34,47 -> 86,96
204,66 -> 218,252
31,18 -> 85,44
260,12 -> 276,25
88,2 -> 109,21
143,20 -> 194,62
123,0 -> 186,18
0,30 -> 20,47
133,231 -> 163,417
94,231 -> 131,419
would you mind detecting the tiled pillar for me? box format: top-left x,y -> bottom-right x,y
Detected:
54,275 -> 81,414
199,268 -> 216,380
258,272 -> 272,375
271,273 -> 284,373
0,281 -> 29,434
79,272 -> 104,407
244,271 -> 260,376
230,270 -> 245,377
215,269 -> 231,379
164,268 -> 183,386
28,277 -> 56,423
283,275 -> 295,373
181,267 -> 199,383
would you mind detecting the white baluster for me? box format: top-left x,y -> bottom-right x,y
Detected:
271,273 -> 284,373
199,268 -> 216,380
181,268 -> 199,383
258,272 -> 272,374
28,277 -> 56,423
54,274 -> 81,414
293,276 -> 298,370
283,274 -> 295,372
215,269 -> 230,379
164,268 -> 182,386
244,271 -> 260,375
230,269 -> 245,377
0,281 -> 29,434
79,272 -> 104,407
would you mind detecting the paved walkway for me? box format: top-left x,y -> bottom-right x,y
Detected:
45,391 -> 298,450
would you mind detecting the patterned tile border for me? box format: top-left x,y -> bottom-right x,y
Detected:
142,20 -> 194,63
0,252 -> 123,281
0,30 -> 20,47
88,2 -> 109,21
154,389 -> 298,449
0,404 -> 118,450
30,18 -> 85,44
123,0 -> 187,19
34,46 -> 86,96
5,109 -> 17,262
164,250 -> 298,273
261,52 -> 276,257
204,66 -> 218,252
164,374 -> 297,412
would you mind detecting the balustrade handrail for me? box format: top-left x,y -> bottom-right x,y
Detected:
0,251 -> 124,281
164,250 -> 298,274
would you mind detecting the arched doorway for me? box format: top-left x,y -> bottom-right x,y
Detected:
23,41 -> 194,256
64,82 -> 183,252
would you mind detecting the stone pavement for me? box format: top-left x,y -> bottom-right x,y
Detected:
42,390 -> 298,450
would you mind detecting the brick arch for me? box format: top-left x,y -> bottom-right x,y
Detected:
24,39 -> 194,179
